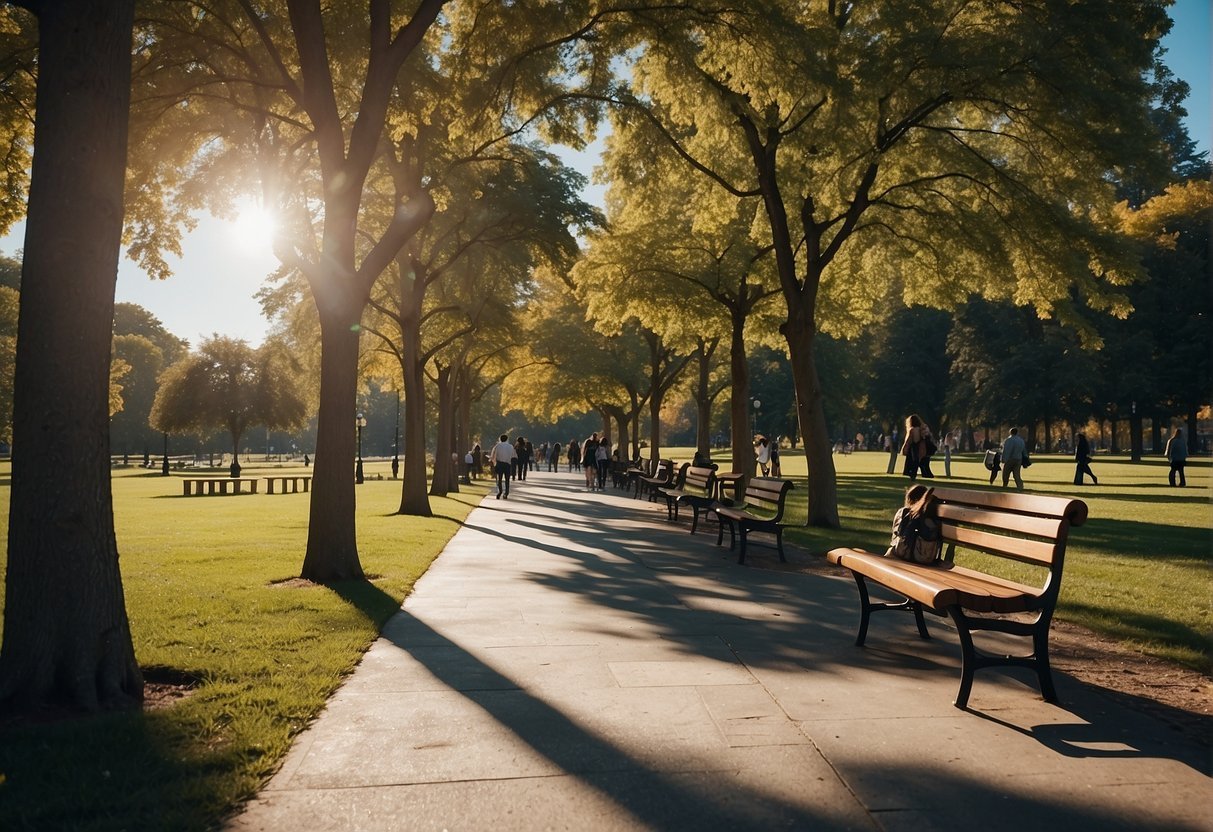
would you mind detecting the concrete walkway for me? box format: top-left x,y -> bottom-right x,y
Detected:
230,470 -> 1211,831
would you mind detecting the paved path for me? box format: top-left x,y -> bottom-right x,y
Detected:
230,470 -> 1211,831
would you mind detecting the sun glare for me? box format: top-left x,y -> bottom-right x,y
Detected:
230,198 -> 278,254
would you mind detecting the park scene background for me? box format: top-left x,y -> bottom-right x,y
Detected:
0,1 -> 1210,829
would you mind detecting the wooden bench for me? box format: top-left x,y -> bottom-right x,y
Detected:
636,459 -> 674,501
825,487 -> 1088,708
711,477 -> 795,564
264,474 -> 313,494
658,465 -> 718,534
625,457 -> 654,496
609,460 -> 631,489
181,477 -> 260,497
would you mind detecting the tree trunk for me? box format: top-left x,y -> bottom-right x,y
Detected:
694,342 -> 713,458
728,306 -> 751,476
0,0 -> 143,714
1129,412 -> 1143,462
648,388 -> 662,462
784,313 -> 840,527
1187,409 -> 1199,455
429,364 -> 454,496
301,311 -> 365,580
398,318 -> 431,516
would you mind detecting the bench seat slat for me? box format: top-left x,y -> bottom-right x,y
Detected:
826,548 -> 1042,614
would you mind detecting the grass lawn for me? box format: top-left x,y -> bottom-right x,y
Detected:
0,450 -> 1209,830
0,460 -> 488,831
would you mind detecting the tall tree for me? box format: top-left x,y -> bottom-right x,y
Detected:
136,0 -> 445,580
109,302 -> 186,460
0,0 -> 141,713
575,157 -> 781,474
606,0 -> 1166,526
149,336 -> 307,473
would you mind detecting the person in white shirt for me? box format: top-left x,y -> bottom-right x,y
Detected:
756,436 -> 771,476
489,433 -> 517,499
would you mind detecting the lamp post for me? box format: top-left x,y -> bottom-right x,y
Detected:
751,398 -> 761,438
161,432 -> 169,476
355,412 -> 367,484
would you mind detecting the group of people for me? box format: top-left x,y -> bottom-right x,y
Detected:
485,434 -> 538,498
899,415 -> 1195,491
754,435 -> 781,476
485,431 -> 618,498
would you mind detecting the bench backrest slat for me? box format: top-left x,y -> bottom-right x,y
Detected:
742,477 -> 794,521
946,525 -> 1059,566
928,487 -> 1086,575
937,504 -> 1064,540
684,466 -> 715,492
672,462 -> 690,489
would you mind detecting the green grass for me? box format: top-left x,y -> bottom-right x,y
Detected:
0,450 -> 1209,829
0,461 -> 487,831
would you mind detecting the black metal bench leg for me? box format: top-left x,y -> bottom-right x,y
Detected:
948,607 -> 977,709
912,602 -> 929,639
737,525 -> 747,564
854,574 -> 872,646
1034,621 -> 1059,704
690,505 -> 699,534
775,528 -> 786,562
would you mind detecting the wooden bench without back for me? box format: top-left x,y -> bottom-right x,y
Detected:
711,477 -> 795,564
658,465 -> 717,533
826,487 -> 1088,708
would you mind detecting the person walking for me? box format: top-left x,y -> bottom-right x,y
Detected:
942,430 -> 957,478
1073,431 -> 1097,485
512,437 -> 527,481
489,434 -> 516,499
549,441 -> 562,473
1165,427 -> 1188,487
984,446 -> 1001,485
595,438 -> 610,490
769,439 -> 781,477
900,414 -> 935,480
568,438 -> 580,473
581,433 -> 599,490
755,436 -> 771,476
1000,427 -> 1027,490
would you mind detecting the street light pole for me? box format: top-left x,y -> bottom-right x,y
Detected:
355,412 -> 367,484
751,398 -> 761,438
161,432 -> 169,476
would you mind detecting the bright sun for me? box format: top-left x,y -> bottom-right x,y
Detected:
230,197 -> 278,253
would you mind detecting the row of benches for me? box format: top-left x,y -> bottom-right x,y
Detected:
627,459 -> 1089,709
180,475 -> 313,497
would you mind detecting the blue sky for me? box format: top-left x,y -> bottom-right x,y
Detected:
2,6 -> 1209,348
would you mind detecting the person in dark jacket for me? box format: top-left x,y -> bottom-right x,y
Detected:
1165,427 -> 1188,487
1073,431 -> 1097,485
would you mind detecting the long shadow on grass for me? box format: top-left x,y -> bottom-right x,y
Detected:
1074,517 -> 1209,561
325,577 -> 406,628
